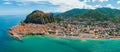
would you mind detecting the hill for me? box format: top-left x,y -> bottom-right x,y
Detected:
79,10 -> 109,21
24,10 -> 54,24
56,8 -> 120,23
55,9 -> 88,18
96,8 -> 120,18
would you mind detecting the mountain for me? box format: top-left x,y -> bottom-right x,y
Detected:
79,10 -> 109,21
24,8 -> 120,24
52,12 -> 60,16
56,8 -> 120,22
96,8 -> 120,18
24,10 -> 54,24
113,14 -> 120,23
55,9 -> 88,18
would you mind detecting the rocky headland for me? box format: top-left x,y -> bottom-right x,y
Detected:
9,10 -> 55,40
9,9 -> 120,40
24,10 -> 54,24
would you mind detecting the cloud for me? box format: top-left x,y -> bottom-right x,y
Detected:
3,0 -> 48,3
5,0 -> 95,12
92,0 -> 108,2
3,1 -> 12,4
117,1 -> 120,4
1,0 -> 118,13
94,5 -> 102,8
106,4 -> 115,9
83,0 -> 91,2
43,0 -> 95,12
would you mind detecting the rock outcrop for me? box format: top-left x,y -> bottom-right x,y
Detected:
24,10 -> 54,24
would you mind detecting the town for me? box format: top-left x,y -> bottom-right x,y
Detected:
9,18 -> 120,40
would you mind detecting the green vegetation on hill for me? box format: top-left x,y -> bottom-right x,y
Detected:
79,10 -> 109,21
23,8 -> 120,24
96,8 -> 120,18
56,9 -> 88,18
24,10 -> 54,24
56,8 -> 120,23
113,15 -> 120,23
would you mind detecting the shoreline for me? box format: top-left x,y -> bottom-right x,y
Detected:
8,33 -> 120,41
48,35 -> 120,40
8,23 -> 120,41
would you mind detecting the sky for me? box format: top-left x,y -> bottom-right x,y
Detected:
0,0 -> 120,15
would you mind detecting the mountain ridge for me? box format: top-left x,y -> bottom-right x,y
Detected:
55,8 -> 120,23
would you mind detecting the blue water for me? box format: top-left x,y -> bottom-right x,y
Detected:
0,15 -> 120,52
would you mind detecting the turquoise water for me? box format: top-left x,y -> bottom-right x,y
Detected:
0,15 -> 120,52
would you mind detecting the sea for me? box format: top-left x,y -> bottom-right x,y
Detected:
0,15 -> 120,52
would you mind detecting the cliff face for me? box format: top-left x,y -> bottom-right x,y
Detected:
24,10 -> 54,24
